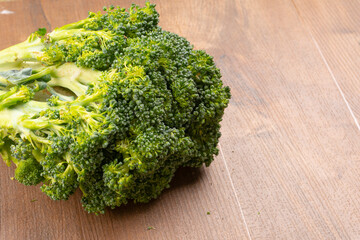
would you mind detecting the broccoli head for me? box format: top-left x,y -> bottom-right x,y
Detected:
0,2 -> 230,214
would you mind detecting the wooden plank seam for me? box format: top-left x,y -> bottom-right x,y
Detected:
291,0 -> 360,132
219,143 -> 252,239
309,30 -> 360,131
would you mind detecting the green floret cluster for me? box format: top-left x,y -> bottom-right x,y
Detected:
0,2 -> 230,214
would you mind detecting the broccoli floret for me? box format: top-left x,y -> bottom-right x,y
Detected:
0,2 -> 231,214
15,158 -> 43,186
0,139 -> 44,185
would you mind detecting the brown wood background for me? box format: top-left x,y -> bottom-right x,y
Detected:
1,0 -> 360,239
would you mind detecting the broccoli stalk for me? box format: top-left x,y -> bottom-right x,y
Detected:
46,63 -> 101,97
0,18 -> 116,69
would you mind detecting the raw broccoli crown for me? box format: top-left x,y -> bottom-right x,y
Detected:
0,2 -> 230,214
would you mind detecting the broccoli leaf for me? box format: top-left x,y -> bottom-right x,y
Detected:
0,68 -> 33,83
0,68 -> 52,85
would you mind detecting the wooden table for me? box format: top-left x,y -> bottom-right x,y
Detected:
1,0 -> 360,239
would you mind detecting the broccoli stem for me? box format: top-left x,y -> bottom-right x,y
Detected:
47,63 -> 101,97
46,86 -> 75,101
0,104 -> 55,151
55,18 -> 94,31
0,37 -> 45,69
0,100 -> 48,132
0,26 -> 111,71
18,117 -> 65,131
0,57 -> 24,70
32,149 -> 45,163
0,91 -> 32,111
0,87 -> 32,110
0,77 -> 8,87
18,66 -> 55,84
17,100 -> 48,112
0,62 -> 101,99
48,77 -> 88,97
0,140 -> 16,166
71,90 -> 103,106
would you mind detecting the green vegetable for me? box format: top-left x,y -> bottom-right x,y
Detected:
0,2 -> 231,214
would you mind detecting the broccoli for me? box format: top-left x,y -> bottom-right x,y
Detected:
0,2 -> 231,214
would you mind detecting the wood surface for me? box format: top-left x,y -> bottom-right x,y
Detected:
0,0 -> 360,239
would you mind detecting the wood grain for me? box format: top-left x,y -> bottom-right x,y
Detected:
291,0 -> 360,120
1,0 -> 360,239
211,0 -> 360,238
